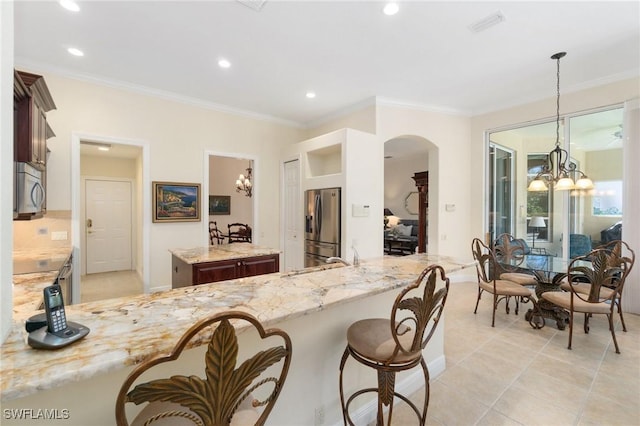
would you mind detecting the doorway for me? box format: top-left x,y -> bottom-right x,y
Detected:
84,178 -> 132,274
71,134 -> 149,304
205,152 -> 256,247
383,136 -> 432,253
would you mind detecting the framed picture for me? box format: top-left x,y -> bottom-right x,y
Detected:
152,181 -> 201,223
209,195 -> 231,215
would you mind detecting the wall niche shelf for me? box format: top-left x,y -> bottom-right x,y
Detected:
306,144 -> 342,178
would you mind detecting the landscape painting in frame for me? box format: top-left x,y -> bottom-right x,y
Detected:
153,181 -> 201,222
209,195 -> 231,215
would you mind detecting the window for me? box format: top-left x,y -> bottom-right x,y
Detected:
592,180 -> 623,216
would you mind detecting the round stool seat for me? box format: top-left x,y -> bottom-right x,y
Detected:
347,318 -> 417,364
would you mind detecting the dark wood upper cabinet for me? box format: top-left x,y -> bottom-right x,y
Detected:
14,70 -> 56,170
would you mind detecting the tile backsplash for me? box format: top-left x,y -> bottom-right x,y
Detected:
13,210 -> 72,251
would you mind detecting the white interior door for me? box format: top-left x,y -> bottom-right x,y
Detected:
283,159 -> 303,271
85,179 -> 132,274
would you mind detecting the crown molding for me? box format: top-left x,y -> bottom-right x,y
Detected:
14,58 -> 304,129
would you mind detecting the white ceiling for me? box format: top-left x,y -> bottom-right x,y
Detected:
13,1 -> 640,129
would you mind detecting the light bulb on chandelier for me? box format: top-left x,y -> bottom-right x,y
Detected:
235,166 -> 252,197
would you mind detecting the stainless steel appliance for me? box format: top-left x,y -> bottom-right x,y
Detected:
16,162 -> 45,215
305,187 -> 341,267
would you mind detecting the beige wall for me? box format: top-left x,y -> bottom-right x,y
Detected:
14,71 -> 304,291
376,104 -> 472,257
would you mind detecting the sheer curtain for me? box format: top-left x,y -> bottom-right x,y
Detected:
623,98 -> 640,314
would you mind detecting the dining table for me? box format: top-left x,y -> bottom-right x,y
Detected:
501,254 -> 591,330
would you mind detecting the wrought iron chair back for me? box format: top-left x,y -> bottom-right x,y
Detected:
115,311 -> 292,426
209,221 -> 225,245
567,249 -> 631,304
493,233 -> 527,274
389,264 -> 450,360
227,223 -> 252,243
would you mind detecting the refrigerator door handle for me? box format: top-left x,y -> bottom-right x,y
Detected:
315,194 -> 321,237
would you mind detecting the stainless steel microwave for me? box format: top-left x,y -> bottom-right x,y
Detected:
15,162 -> 45,215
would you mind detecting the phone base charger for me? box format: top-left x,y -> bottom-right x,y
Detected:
27,322 -> 90,350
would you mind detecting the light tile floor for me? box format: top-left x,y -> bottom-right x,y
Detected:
82,269 -> 639,424
80,270 -> 144,303
390,279 -> 640,425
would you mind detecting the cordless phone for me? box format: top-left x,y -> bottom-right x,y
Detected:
27,284 -> 90,350
43,284 -> 68,333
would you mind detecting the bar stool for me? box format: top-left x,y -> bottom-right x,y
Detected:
338,264 -> 450,425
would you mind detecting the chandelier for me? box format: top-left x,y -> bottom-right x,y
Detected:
527,52 -> 594,192
235,165 -> 252,197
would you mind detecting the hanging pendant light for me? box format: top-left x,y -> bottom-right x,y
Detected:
527,52 -> 594,192
235,164 -> 252,197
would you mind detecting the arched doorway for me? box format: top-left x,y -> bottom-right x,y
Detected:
383,135 -> 437,254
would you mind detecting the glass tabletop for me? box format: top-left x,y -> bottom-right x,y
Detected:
501,254 -> 591,276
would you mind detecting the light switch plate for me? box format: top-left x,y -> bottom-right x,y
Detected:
352,204 -> 370,217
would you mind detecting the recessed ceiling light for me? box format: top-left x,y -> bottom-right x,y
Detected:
59,0 -> 80,12
67,47 -> 84,57
306,92 -> 316,99
383,2 -> 399,16
218,58 -> 231,69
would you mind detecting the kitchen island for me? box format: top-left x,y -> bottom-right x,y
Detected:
1,253 -> 474,426
170,243 -> 281,287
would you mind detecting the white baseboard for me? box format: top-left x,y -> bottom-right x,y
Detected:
331,355 -> 447,426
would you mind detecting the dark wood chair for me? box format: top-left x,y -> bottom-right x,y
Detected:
209,221 -> 225,245
339,264 -> 450,425
115,311 -> 292,426
227,223 -> 252,243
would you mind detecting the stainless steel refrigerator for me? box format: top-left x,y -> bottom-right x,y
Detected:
305,188 -> 341,267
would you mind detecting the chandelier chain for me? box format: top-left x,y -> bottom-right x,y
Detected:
555,54 -> 561,148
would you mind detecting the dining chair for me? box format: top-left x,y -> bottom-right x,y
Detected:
115,311 -> 292,426
543,248 -> 632,353
227,223 -> 252,243
209,221 -> 225,245
338,264 -> 450,426
472,238 -> 533,327
559,240 -> 635,332
492,233 -> 538,287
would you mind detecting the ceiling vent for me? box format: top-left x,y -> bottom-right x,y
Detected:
469,11 -> 506,33
236,0 -> 267,11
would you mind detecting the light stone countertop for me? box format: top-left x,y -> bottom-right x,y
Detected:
169,243 -> 281,264
12,247 -> 73,315
12,272 -> 59,314
1,253 -> 475,402
12,247 -> 73,264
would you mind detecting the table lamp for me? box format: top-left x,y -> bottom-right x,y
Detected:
383,208 -> 394,228
529,217 -> 546,248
